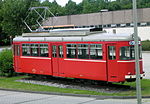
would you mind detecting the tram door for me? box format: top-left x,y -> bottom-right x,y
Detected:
106,44 -> 118,82
52,44 -> 64,76
14,45 -> 20,72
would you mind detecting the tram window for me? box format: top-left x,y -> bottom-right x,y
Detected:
13,45 -> 15,55
17,45 -> 20,56
58,45 -> 63,58
78,44 -> 89,59
66,44 -> 77,58
40,44 -> 49,57
108,46 -> 116,60
90,44 -> 103,59
31,44 -> 39,57
52,45 -> 57,57
14,45 -> 20,56
120,46 -> 142,60
67,44 -> 77,58
22,44 -> 30,56
139,46 -> 142,59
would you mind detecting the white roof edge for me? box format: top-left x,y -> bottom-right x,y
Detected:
13,33 -> 135,42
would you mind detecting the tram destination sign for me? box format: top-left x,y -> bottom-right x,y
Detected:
129,41 -> 141,45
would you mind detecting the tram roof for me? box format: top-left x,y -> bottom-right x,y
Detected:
13,33 -> 135,42
13,28 -> 136,42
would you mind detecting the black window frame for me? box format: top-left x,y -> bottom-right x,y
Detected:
39,44 -> 49,57
108,46 -> 116,60
52,45 -> 57,57
90,44 -> 103,60
22,44 -> 31,56
58,45 -> 64,58
77,44 -> 89,59
31,44 -> 39,57
66,44 -> 77,58
120,46 -> 142,60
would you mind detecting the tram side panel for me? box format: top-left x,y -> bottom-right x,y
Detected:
20,57 -> 52,75
116,43 -> 143,82
63,60 -> 107,81
15,42 -> 53,75
117,59 -> 143,82
63,43 -> 108,81
106,44 -> 120,82
13,44 -> 21,73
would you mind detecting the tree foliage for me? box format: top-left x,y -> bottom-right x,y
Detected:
0,49 -> 15,77
65,0 -> 78,15
0,0 -> 150,45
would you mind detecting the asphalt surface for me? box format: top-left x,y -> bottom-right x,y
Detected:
0,90 -> 150,104
143,52 -> 150,79
0,46 -> 11,52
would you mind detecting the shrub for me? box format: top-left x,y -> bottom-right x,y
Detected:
142,40 -> 150,51
0,49 -> 16,77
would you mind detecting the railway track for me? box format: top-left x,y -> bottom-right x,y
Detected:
16,75 -> 135,93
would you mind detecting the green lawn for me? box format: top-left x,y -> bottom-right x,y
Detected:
0,76 -> 150,96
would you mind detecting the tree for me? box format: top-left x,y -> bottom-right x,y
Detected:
0,49 -> 15,77
49,0 -> 65,16
0,0 -> 8,45
65,0 -> 78,15
1,0 -> 40,38
108,1 -> 122,11
96,0 -> 108,11
82,0 -> 98,13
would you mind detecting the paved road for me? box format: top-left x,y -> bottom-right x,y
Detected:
143,52 -> 150,79
0,46 -> 11,52
0,90 -> 149,104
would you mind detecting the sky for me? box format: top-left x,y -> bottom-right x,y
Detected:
48,0 -> 82,6
44,0 -> 115,7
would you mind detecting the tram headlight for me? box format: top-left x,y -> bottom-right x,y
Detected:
127,72 -> 132,75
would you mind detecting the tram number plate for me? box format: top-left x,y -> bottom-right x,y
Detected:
129,41 -> 141,45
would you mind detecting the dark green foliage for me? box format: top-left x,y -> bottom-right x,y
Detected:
65,0 -> 78,15
0,49 -> 16,77
0,0 -> 150,46
142,40 -> 150,51
0,0 -> 41,45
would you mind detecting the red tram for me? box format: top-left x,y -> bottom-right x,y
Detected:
13,27 -> 144,82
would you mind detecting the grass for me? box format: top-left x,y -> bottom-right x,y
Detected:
142,40 -> 150,51
0,76 -> 150,96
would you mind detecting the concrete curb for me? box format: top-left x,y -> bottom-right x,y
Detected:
142,51 -> 150,53
0,88 -> 150,99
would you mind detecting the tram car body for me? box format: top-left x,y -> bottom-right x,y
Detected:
13,28 -> 144,82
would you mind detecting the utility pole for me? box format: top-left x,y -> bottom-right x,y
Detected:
132,0 -> 142,104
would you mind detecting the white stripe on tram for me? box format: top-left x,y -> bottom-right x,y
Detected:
20,56 -> 51,60
64,59 -> 106,62
117,60 -> 142,63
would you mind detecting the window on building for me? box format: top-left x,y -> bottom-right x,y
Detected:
108,46 -> 116,60
90,44 -> 103,59
66,44 -> 77,58
22,44 -> 30,56
40,44 -> 49,57
78,44 -> 89,59
31,44 -> 39,57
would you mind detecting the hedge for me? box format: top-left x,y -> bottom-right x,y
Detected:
0,49 -> 16,77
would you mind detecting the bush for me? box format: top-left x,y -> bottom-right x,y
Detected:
0,49 -> 16,77
142,40 -> 150,51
